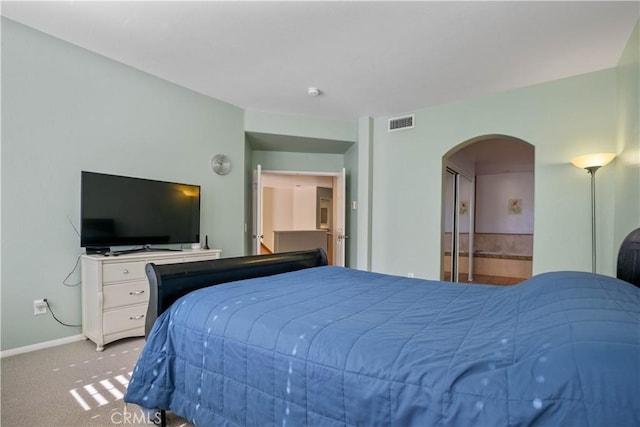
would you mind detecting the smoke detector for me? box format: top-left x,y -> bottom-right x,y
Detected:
307,87 -> 321,96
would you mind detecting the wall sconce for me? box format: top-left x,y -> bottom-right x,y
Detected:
571,152 -> 616,273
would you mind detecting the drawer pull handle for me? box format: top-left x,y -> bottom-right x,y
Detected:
122,269 -> 129,274
129,315 -> 144,320
129,290 -> 145,295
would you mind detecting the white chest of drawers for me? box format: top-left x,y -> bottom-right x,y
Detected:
81,249 -> 221,351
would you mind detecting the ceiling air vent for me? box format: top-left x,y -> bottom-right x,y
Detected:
388,114 -> 415,132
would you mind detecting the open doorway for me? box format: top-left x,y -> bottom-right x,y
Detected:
253,168 -> 346,266
442,136 -> 535,285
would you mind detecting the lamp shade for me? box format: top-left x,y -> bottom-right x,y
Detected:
571,153 -> 616,169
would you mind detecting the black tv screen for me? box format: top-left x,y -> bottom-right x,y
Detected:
81,171 -> 200,249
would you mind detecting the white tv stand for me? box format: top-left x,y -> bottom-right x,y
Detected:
81,249 -> 221,351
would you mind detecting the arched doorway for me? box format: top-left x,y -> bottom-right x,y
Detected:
442,135 -> 535,285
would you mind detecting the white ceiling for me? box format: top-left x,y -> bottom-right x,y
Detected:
2,1 -> 638,121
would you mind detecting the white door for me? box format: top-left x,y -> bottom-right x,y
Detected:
252,164 -> 263,255
334,168 -> 347,267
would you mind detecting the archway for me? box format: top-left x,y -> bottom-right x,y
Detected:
442,135 -> 535,285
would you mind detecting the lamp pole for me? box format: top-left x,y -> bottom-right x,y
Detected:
586,166 -> 601,274
571,153 -> 615,275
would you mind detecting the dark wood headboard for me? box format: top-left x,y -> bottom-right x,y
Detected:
618,227 -> 640,287
144,248 -> 328,336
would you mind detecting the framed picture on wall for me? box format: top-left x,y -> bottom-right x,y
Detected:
509,198 -> 522,214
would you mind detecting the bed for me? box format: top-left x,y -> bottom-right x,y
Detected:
124,248 -> 640,426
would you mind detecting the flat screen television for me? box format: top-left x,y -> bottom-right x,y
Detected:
81,171 -> 200,254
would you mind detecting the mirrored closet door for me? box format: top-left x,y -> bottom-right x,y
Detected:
443,168 -> 474,282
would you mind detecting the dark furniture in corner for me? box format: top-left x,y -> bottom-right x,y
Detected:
617,227 -> 640,287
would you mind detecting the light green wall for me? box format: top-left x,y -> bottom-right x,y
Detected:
244,110 -> 357,143
355,117 -> 373,270
243,138 -> 254,255
251,151 -> 344,172
343,142 -> 359,267
615,20 -> 640,252
1,19 -> 245,351
371,69 -> 620,279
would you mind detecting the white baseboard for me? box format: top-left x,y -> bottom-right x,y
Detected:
1,334 -> 85,358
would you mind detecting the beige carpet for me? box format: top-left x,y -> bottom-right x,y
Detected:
1,337 -> 192,427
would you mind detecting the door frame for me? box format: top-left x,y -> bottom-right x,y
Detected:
253,167 -> 347,266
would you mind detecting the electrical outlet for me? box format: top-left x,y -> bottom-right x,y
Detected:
34,299 -> 47,316
407,272 -> 415,278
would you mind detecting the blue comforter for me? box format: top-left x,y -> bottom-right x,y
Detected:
125,266 -> 640,426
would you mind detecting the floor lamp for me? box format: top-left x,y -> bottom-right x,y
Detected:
571,153 -> 616,273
